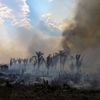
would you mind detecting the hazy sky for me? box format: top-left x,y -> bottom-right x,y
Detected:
0,0 -> 76,63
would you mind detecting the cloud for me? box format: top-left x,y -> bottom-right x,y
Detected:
21,0 -> 30,15
0,2 -> 15,25
48,0 -> 54,3
14,0 -> 31,28
0,0 -> 31,28
41,12 -> 60,30
41,13 -> 55,26
41,12 -> 75,33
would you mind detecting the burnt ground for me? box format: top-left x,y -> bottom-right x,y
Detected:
0,84 -> 100,100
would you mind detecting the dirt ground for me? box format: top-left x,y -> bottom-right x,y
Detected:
0,85 -> 100,100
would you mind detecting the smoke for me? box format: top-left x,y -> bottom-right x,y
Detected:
63,0 -> 100,51
16,27 -> 62,56
62,0 -> 100,75
0,27 -> 62,63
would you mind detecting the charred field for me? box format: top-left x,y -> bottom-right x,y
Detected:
0,83 -> 100,100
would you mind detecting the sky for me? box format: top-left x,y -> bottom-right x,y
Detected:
0,0 -> 76,63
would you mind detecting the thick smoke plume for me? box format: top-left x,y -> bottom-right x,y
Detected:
62,0 -> 100,75
63,0 -> 100,51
